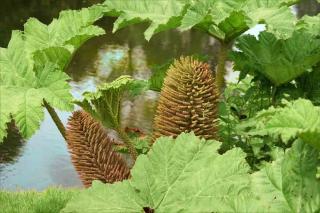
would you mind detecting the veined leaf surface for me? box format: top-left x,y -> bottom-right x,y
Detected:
181,0 -> 313,42
103,0 -> 190,41
281,140 -> 320,211
230,32 -> 320,85
103,0 -> 298,41
296,14 -> 320,37
246,99 -> 320,150
0,5 -> 106,142
250,140 -> 320,212
250,154 -> 291,212
63,132 -> 251,212
0,32 -> 73,142
75,75 -> 146,129
24,5 -> 105,69
181,0 -> 296,41
63,132 -> 320,212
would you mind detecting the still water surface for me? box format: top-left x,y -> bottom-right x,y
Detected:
0,0 -> 319,190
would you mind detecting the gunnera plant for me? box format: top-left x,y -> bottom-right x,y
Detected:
66,110 -> 130,187
153,56 -> 219,141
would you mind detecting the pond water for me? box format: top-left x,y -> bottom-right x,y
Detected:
0,0 -> 319,190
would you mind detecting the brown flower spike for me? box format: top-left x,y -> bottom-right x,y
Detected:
153,56 -> 219,140
66,110 -> 130,187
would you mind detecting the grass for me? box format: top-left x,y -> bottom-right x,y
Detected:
0,187 -> 79,213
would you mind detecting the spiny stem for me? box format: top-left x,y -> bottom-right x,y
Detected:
127,40 -> 134,75
116,127 -> 138,161
215,42 -> 230,93
43,99 -> 66,140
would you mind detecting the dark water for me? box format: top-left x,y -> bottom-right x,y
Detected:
0,0 -> 319,190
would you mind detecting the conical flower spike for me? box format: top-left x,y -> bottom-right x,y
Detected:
66,110 -> 130,187
153,56 -> 219,141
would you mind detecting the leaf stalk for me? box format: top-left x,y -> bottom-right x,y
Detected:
271,85 -> 278,106
43,99 -> 66,140
216,42 -> 230,93
116,127 -> 138,160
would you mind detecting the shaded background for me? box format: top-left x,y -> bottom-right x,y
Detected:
0,0 -> 319,190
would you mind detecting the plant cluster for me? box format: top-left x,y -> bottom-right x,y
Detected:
1,0 -> 320,212
0,5 -> 105,141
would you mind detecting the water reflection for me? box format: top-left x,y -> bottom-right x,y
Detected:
0,111 -> 82,190
0,124 -> 25,166
95,45 -> 130,79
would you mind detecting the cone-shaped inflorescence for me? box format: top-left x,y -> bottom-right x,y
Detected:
153,56 -> 219,141
66,110 -> 130,187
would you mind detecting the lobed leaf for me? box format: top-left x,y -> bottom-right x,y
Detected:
63,132 -> 320,212
250,152 -> 291,212
0,5 -> 106,142
0,32 -> 73,142
24,5 -> 105,69
281,140 -> 320,211
62,181 -> 142,213
246,99 -> 320,150
296,65 -> 320,105
63,132 -> 251,212
296,14 -> 320,37
249,139 -> 320,212
103,0 -> 298,41
103,0 -> 190,41
230,31 -> 320,85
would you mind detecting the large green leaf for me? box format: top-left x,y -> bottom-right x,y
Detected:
104,0 -> 297,41
63,132 -> 320,212
296,65 -> 320,105
0,87 -> 19,140
35,63 -> 73,111
247,99 -> 320,150
250,140 -> 320,212
62,180 -> 142,213
296,14 -> 320,36
63,132 -> 251,212
0,31 -> 73,142
32,47 -> 72,70
230,31 -> 320,86
250,153 -> 291,212
0,5 -> 106,142
181,0 -> 296,41
24,5 -> 105,69
103,0 -> 189,41
281,140 -> 320,211
0,32 -> 34,86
